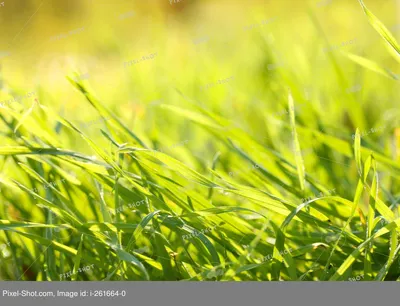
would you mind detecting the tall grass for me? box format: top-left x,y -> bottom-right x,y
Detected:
0,0 -> 399,281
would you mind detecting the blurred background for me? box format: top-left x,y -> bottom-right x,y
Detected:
0,0 -> 400,205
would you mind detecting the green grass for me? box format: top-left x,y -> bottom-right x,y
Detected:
0,0 -> 400,281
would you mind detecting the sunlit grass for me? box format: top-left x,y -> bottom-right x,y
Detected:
0,0 -> 399,281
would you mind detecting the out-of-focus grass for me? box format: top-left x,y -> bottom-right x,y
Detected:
0,0 -> 399,281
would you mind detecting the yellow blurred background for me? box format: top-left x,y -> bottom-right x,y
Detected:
0,0 -> 399,143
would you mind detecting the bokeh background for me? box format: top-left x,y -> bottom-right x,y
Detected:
0,0 -> 399,150
1,0 -> 400,281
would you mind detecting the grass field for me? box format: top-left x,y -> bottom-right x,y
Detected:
0,0 -> 400,281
